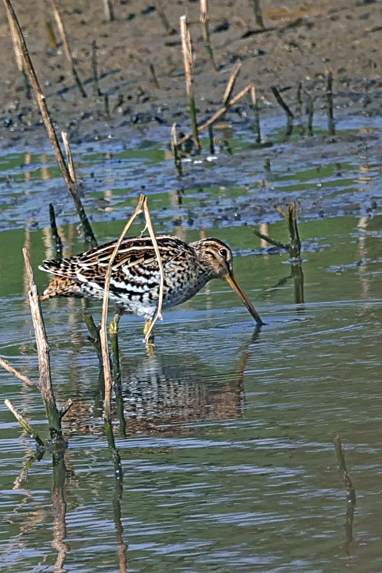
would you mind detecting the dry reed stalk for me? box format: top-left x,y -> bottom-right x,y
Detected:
50,0 -> 87,97
222,60 -> 242,105
177,83 -> 252,146
100,195 -> 164,419
0,357 -> 35,386
5,8 -> 22,72
200,0 -> 217,71
23,246 -> 62,436
250,83 -> 261,144
2,0 -> 97,247
103,0 -> 115,22
326,68 -> 335,135
180,15 -> 201,152
5,7 -> 31,98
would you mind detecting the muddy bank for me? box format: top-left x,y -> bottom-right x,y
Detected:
0,0 -> 381,149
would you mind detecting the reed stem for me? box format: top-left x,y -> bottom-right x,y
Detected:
2,0 -> 97,247
180,15 -> 201,152
200,0 -> 217,70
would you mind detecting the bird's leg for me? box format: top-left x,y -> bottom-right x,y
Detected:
143,319 -> 156,356
143,319 -> 155,343
110,312 -> 121,335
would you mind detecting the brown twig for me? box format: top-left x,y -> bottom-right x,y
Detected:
2,0 -> 97,247
4,399 -> 46,446
222,60 -> 242,105
0,357 -> 35,386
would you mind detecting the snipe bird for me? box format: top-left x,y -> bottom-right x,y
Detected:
39,235 -> 263,337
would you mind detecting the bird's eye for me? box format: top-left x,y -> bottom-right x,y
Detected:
219,248 -> 228,258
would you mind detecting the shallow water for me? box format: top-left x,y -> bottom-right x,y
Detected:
1,115 -> 382,572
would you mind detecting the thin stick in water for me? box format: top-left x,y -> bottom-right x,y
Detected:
49,203 -> 63,259
100,195 -> 145,421
23,245 -> 62,437
271,86 -> 294,136
208,124 -> 215,155
100,195 -> 165,420
305,93 -> 314,136
2,0 -> 97,247
250,83 -> 261,144
334,434 -> 356,504
5,399 -> 46,446
141,198 -> 165,342
171,123 -> 183,177
326,67 -> 335,136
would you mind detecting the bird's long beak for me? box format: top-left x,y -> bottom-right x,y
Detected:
225,272 -> 264,327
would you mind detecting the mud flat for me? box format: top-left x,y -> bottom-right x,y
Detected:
0,0 -> 381,149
